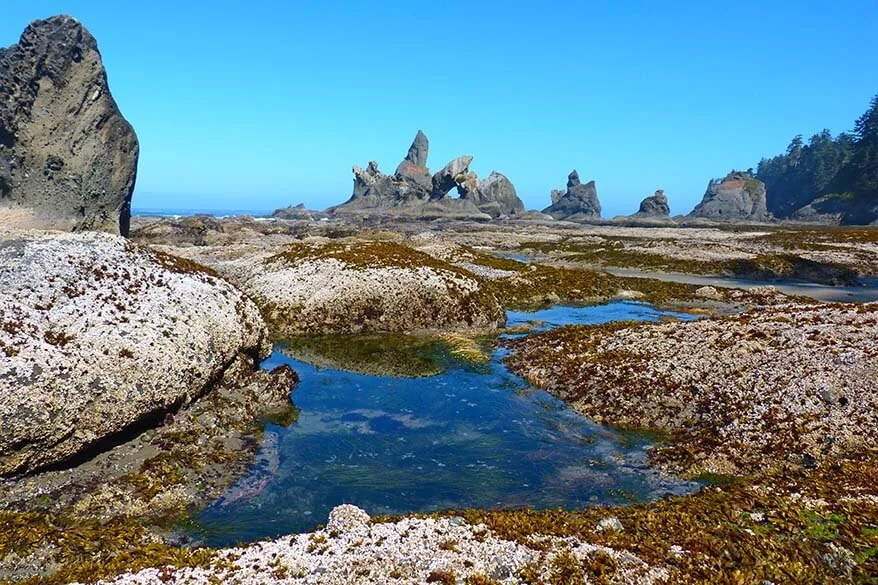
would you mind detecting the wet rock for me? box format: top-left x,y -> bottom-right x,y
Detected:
689,172 -> 770,222
0,231 -> 270,476
695,286 -> 722,300
543,170 -> 601,219
0,16 -> 139,235
597,517 -> 624,532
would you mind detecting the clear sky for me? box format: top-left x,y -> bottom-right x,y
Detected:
3,1 -> 877,216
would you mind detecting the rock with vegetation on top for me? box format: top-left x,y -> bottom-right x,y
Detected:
237,241 -> 506,335
689,171 -> 770,222
543,170 -> 601,219
0,231 -> 271,477
0,16 -> 139,235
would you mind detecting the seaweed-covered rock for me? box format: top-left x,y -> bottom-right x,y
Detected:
0,16 -> 139,235
689,172 -> 770,222
0,231 -> 271,477
507,302 -> 878,475
543,170 -> 601,219
238,241 -> 505,335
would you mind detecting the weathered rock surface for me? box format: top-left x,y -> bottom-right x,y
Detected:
543,170 -> 601,219
507,302 -> 878,475
0,231 -> 270,476
394,130 -> 432,190
634,190 -> 670,217
229,241 -> 506,335
459,171 -> 525,218
0,16 -> 139,236
431,155 -> 474,199
332,131 -> 521,220
83,505 -> 668,585
689,172 -> 770,222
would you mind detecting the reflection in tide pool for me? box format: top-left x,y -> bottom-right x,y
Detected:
187,302 -> 700,547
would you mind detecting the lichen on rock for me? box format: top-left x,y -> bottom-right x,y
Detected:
0,230 -> 272,477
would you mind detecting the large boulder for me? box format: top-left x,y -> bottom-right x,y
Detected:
236,241 -> 506,335
633,190 -> 670,217
0,231 -> 271,476
458,171 -> 525,218
543,170 -> 601,219
689,172 -> 770,222
0,16 -> 139,236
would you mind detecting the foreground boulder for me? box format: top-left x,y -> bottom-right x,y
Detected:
0,16 -> 139,235
507,302 -> 878,475
236,241 -> 506,335
0,231 -> 271,476
689,171 -> 770,222
543,170 -> 601,219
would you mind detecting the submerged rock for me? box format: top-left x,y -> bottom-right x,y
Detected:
543,170 -> 601,219
689,172 -> 770,222
0,231 -> 271,476
0,16 -> 139,235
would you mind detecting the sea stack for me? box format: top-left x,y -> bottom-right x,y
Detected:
543,170 -> 601,219
689,171 -> 770,222
634,190 -> 671,217
0,16 -> 139,235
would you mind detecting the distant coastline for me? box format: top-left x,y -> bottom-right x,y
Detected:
133,207 -> 274,218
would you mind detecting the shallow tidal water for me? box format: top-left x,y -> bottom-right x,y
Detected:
186,302 -> 700,547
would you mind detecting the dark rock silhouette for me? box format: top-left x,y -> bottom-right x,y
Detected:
543,170 -> 601,219
634,190 -> 670,217
0,16 -> 139,235
332,131 -> 523,219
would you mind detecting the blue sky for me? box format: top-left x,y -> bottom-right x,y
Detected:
3,1 -> 877,216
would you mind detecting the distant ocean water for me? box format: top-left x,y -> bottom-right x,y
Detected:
132,208 -> 273,218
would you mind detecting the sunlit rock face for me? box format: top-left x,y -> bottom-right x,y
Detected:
0,16 -> 139,235
0,231 -> 270,476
